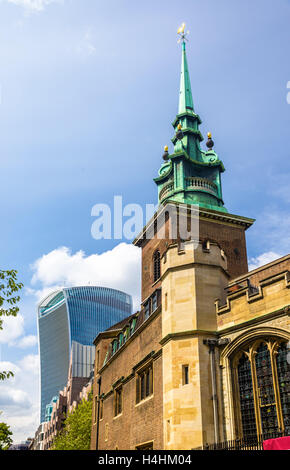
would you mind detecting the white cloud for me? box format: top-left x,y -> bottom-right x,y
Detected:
0,355 -> 40,443
18,354 -> 39,373
0,315 -> 25,345
248,251 -> 283,271
0,386 -> 30,407
17,335 -> 38,349
30,242 -> 141,310
76,28 -> 96,57
3,0 -> 61,11
0,315 -> 38,349
0,360 -> 20,375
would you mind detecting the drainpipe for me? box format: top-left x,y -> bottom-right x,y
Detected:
204,339 -> 219,444
204,338 -> 230,446
95,376 -> 102,450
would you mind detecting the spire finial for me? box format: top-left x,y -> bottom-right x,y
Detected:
177,23 -> 189,45
178,23 -> 194,114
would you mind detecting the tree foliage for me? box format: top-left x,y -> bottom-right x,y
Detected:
0,422 -> 13,450
51,393 -> 93,450
0,269 -> 23,381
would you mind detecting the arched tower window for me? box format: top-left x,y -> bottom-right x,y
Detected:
153,250 -> 161,282
232,338 -> 290,440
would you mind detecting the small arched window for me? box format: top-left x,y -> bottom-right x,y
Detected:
153,250 -> 161,282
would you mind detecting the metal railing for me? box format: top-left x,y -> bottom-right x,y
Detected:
202,432 -> 286,450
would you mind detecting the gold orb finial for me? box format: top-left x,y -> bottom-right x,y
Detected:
206,132 -> 214,150
177,123 -> 182,130
164,145 -> 168,151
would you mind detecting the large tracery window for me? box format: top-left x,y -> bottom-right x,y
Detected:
232,338 -> 290,440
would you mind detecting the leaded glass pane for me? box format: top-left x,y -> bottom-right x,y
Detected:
276,342 -> 290,435
255,343 -> 278,437
237,354 -> 257,439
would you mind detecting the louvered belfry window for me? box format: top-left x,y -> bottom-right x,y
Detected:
153,251 -> 161,282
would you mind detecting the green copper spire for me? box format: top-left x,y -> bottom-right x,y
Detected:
178,41 -> 194,114
154,26 -> 227,213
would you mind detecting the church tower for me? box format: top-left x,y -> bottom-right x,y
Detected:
90,25 -> 290,452
134,29 -> 255,302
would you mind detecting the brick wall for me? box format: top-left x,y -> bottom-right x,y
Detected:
91,312 -> 163,450
140,212 -> 249,301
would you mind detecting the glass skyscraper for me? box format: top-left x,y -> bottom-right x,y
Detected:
38,286 -> 132,422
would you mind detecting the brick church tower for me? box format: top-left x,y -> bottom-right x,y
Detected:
131,30 -> 256,449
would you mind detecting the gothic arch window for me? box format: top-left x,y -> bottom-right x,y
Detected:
153,250 -> 161,282
232,338 -> 290,440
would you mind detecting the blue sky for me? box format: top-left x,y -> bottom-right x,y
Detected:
0,0 -> 289,443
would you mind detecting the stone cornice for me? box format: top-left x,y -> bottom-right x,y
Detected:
217,305 -> 290,336
159,305 -> 290,348
161,260 -> 230,282
133,202 -> 255,247
160,329 -> 217,347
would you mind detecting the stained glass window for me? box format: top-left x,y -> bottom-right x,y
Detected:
234,339 -> 289,439
237,353 -> 257,439
276,342 -> 290,435
255,343 -> 278,437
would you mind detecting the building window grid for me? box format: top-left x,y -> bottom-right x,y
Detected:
39,286 -> 132,422
67,287 -> 132,346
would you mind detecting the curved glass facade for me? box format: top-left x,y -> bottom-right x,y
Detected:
38,286 -> 132,422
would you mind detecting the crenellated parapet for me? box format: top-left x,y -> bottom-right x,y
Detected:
216,270 -> 290,331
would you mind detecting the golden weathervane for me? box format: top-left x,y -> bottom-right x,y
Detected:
177,22 -> 189,43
